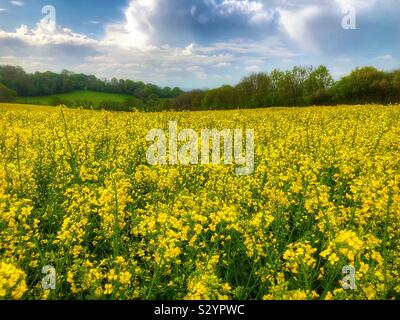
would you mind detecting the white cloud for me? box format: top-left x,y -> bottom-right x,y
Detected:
245,64 -> 261,72
219,0 -> 264,14
102,0 -> 276,49
215,62 -> 233,68
335,0 -> 378,11
103,0 -> 157,49
376,54 -> 393,60
84,21 -> 101,25
2,18 -> 281,86
182,43 -> 196,55
0,0 -> 395,87
10,1 -> 24,6
0,8 -> 6,12
208,0 -> 275,23
197,37 -> 297,59
0,16 -> 290,86
0,20 -> 97,46
195,71 -> 208,80
278,5 -> 322,51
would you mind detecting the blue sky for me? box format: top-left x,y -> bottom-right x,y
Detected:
0,0 -> 399,88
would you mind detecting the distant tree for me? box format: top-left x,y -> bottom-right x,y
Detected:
269,69 -> 286,106
0,65 -> 183,103
332,67 -> 387,104
172,87 -> 183,97
304,65 -> 334,105
172,90 -> 204,110
202,89 -> 218,109
3,63 -> 400,111
202,85 -> 237,109
0,83 -> 18,102
133,87 -> 146,100
146,94 -> 160,110
192,91 -> 205,109
387,70 -> 400,103
236,73 -> 271,108
285,66 -> 310,106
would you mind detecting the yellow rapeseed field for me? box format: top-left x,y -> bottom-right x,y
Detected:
0,103 -> 399,300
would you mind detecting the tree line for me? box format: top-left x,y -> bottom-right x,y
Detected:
171,66 -> 400,110
2,65 -> 400,111
0,65 -> 183,101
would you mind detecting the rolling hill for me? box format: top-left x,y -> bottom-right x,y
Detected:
16,90 -> 135,107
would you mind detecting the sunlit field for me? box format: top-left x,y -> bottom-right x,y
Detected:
15,91 -> 138,108
0,103 -> 399,300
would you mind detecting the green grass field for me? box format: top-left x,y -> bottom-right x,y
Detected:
16,90 -> 135,107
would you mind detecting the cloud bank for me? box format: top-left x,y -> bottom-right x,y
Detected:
0,0 -> 399,88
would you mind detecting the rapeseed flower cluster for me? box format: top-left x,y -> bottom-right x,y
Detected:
0,103 -> 399,300
0,262 -> 28,299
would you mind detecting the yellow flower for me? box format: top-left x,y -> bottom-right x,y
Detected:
328,253 -> 339,266
362,285 -> 376,300
0,262 -> 28,300
283,242 -> 317,274
104,284 -> 113,295
119,272 -> 132,285
1,104 -> 399,300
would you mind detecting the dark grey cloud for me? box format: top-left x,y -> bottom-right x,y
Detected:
115,0 -> 278,47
